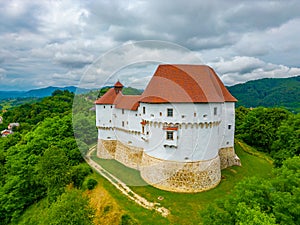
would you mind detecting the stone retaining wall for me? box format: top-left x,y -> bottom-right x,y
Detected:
97,139 -> 241,192
140,153 -> 221,193
97,139 -> 116,159
218,147 -> 241,169
114,141 -> 143,170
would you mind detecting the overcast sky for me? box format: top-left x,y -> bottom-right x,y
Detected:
0,0 -> 300,91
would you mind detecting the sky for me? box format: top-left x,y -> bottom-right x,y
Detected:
0,0 -> 300,91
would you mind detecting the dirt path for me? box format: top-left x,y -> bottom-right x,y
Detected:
85,145 -> 170,217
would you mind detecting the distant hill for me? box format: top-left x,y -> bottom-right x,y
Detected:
0,86 -> 91,99
228,76 -> 300,112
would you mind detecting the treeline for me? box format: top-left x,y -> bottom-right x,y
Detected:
0,90 -> 97,224
228,76 -> 300,113
202,107 -> 300,224
235,106 -> 299,166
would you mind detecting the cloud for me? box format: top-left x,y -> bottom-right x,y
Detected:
0,0 -> 300,90
210,56 -> 300,86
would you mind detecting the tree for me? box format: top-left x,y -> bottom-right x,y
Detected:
36,147 -> 71,203
45,189 -> 94,225
201,156 -> 300,225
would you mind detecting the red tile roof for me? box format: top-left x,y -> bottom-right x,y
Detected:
95,64 -> 237,110
94,88 -> 118,105
115,94 -> 140,110
140,64 -> 237,103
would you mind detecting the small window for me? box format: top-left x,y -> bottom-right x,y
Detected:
143,107 -> 146,114
122,109 -> 124,114
146,131 -> 149,135
122,121 -> 125,127
142,126 -> 145,134
194,112 -> 197,117
166,131 -> 173,140
214,107 -> 217,115
160,112 -> 162,116
111,105 -> 113,108
228,125 -> 232,130
109,120 -> 111,123
103,106 -> 105,108
167,108 -> 173,117
181,115 -> 185,118
127,121 -> 128,125
135,114 -> 138,116
203,114 -> 207,118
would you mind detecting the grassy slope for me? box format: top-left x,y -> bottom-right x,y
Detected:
15,141 -> 273,225
91,140 -> 273,225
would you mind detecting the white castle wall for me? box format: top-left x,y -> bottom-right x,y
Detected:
96,100 -> 239,192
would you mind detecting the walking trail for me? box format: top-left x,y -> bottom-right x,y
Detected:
85,145 -> 170,217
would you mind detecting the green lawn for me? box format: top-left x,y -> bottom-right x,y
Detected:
91,140 -> 273,225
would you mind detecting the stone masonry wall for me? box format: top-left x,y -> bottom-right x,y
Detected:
140,153 -> 221,193
218,147 -> 241,169
114,141 -> 143,170
97,139 -> 116,159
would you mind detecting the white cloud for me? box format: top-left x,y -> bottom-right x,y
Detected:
210,56 -> 300,86
0,0 -> 300,90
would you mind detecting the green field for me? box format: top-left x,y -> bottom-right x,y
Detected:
90,140 -> 273,225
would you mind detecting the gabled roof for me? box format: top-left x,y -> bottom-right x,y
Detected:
94,88 -> 140,110
115,95 -> 140,110
140,64 -> 237,103
94,88 -> 118,105
95,64 -> 237,110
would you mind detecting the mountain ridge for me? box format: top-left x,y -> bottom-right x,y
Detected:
227,75 -> 300,112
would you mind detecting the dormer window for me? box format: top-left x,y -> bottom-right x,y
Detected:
167,108 -> 173,117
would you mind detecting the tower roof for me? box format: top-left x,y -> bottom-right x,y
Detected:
114,81 -> 124,88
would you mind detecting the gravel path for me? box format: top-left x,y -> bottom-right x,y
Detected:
85,145 -> 170,217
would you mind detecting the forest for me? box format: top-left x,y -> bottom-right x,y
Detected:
0,89 -> 299,224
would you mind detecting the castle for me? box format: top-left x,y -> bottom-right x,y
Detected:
95,64 -> 241,193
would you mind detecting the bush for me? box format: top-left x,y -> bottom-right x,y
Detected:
86,178 -> 98,190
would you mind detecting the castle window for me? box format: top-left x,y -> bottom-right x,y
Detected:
166,131 -> 174,140
103,106 -> 105,108
122,109 -> 124,114
111,105 -> 113,108
203,114 -> 207,118
214,107 -> 217,115
109,120 -> 111,123
194,112 -> 197,117
167,108 -> 173,117
122,121 -> 125,127
143,106 -> 146,114
142,126 -> 145,134
160,112 -> 162,116
228,125 -> 232,130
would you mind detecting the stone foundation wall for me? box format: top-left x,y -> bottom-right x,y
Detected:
140,153 -> 221,193
97,139 -> 116,159
218,147 -> 241,169
114,141 -> 143,170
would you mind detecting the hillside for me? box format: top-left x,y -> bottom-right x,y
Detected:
0,86 -> 91,99
228,76 -> 300,112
